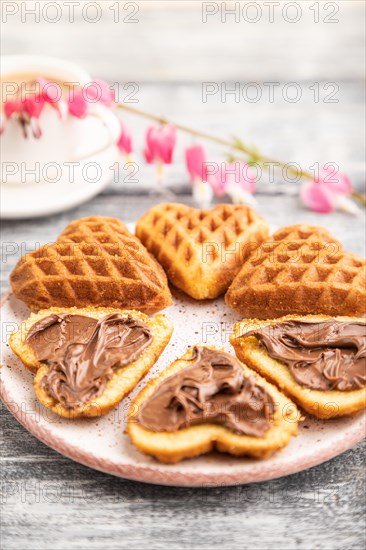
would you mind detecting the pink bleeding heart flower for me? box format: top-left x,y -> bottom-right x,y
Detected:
208,161 -> 258,206
3,96 -> 45,138
23,95 -> 45,119
1,100 -> 22,134
144,124 -> 177,164
85,80 -> 115,107
3,99 -> 23,118
211,162 -> 257,205
36,77 -> 66,118
68,89 -> 88,118
316,165 -> 352,195
24,96 -> 45,138
37,77 -> 61,104
117,120 -> 133,156
185,145 -> 214,208
300,182 -> 335,213
185,144 -> 209,183
300,166 -> 355,214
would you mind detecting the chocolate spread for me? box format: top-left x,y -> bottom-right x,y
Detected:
27,313 -> 153,409
245,320 -> 366,391
137,347 -> 275,436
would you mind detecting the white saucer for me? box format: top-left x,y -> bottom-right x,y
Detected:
1,144 -> 119,219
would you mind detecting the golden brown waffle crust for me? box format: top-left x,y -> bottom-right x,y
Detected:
10,216 -> 172,314
225,224 -> 366,319
136,203 -> 269,300
9,307 -> 173,419
127,345 -> 299,464
231,314 -> 366,419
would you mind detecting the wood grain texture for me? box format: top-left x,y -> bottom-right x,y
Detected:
1,398 -> 365,550
1,2 -> 365,549
1,194 -> 365,550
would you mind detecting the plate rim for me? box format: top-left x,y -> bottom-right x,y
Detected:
1,290 -> 365,487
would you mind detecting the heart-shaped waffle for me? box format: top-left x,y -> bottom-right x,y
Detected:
10,307 -> 173,419
225,224 -> 366,318
127,345 -> 299,463
10,216 -> 172,313
136,203 -> 269,299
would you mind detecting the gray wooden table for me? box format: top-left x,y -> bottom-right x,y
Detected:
1,3 -> 366,549
1,193 -> 365,550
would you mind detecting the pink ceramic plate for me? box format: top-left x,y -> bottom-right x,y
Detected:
1,290 -> 365,487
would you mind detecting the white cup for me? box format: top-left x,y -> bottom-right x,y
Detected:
1,55 -> 121,185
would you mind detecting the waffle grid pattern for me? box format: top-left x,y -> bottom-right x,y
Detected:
11,217 -> 171,313
226,225 -> 366,318
136,203 -> 269,300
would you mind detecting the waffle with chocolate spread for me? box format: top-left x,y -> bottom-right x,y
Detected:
127,345 -> 299,463
10,307 -> 173,419
231,314 -> 366,418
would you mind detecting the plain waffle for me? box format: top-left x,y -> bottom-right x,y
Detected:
10,216 -> 172,314
136,203 -> 269,300
225,224 -> 366,318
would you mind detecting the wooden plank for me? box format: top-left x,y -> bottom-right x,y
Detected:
1,402 -> 365,550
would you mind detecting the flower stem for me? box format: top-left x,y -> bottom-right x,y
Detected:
117,102 -> 365,206
351,190 -> 366,206
117,102 -> 312,179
